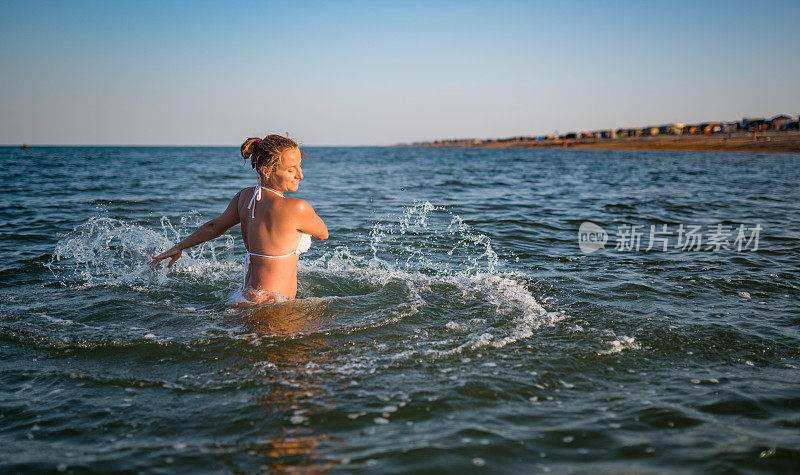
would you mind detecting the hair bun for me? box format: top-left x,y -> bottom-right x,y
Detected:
240,137 -> 261,163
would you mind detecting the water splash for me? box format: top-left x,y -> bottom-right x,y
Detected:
369,201 -> 498,275
48,214 -> 238,287
305,201 -> 564,360
48,202 -> 567,359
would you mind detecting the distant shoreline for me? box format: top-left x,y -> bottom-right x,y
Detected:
411,131 -> 800,153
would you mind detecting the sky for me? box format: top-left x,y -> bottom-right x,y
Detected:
1,0 -> 799,146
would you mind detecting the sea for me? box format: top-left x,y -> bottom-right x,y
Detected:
1,146 -> 798,473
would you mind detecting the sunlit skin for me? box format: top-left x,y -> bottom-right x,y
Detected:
148,146 -> 328,301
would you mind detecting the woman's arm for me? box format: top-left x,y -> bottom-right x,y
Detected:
149,191 -> 242,267
293,199 -> 328,240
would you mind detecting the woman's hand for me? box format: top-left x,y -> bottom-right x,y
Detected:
148,246 -> 182,268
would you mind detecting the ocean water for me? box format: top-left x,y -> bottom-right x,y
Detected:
1,146 -> 798,473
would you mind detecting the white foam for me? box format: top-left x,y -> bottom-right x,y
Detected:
598,335 -> 641,355
38,313 -> 74,326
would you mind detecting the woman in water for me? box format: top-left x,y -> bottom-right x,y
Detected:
149,134 -> 328,303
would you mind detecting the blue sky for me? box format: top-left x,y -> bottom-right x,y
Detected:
1,0 -> 798,145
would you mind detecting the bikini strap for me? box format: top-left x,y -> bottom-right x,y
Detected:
246,185 -> 284,219
247,249 -> 297,259
247,185 -> 261,219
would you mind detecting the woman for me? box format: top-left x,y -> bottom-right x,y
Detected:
149,134 -> 328,303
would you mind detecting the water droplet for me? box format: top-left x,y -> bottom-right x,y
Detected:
290,415 -> 306,424
759,448 -> 776,458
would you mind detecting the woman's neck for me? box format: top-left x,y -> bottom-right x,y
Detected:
258,178 -> 283,195
260,184 -> 284,198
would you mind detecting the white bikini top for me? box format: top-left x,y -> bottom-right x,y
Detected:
245,185 -> 312,259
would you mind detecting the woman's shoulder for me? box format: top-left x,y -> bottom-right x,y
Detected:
284,197 -> 311,209
283,197 -> 319,216
233,187 -> 251,203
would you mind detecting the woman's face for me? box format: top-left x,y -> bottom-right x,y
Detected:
265,147 -> 303,192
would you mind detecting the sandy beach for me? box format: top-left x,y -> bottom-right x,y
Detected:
414,130 -> 800,153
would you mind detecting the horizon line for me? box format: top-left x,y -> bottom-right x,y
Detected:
1,143 -> 401,148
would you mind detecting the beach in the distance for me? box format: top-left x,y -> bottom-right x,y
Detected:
415,130 -> 800,153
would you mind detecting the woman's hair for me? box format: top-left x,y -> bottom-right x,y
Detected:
240,134 -> 299,180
